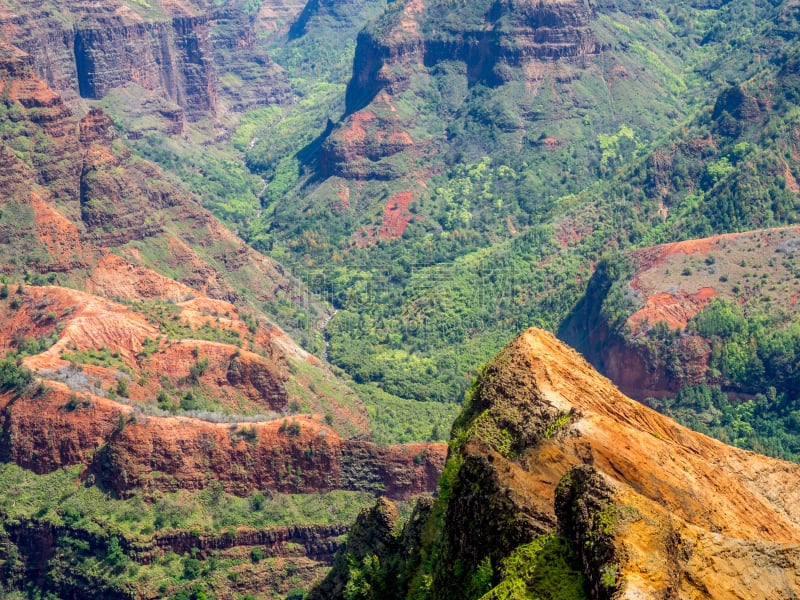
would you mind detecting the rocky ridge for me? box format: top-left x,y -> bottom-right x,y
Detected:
0,32 -> 446,598
0,46 -> 316,328
0,283 -> 445,496
315,328 -> 800,599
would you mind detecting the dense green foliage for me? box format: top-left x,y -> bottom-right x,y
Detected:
6,0 -> 800,593
232,0 -> 800,421
0,463 -> 390,599
0,358 -> 33,393
89,0 -> 800,459
639,296 -> 800,461
480,534 -> 586,600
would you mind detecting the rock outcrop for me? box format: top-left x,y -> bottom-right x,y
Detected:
313,0 -> 603,183
0,283 -> 445,498
92,415 -> 445,498
0,0 -> 291,120
0,51 -> 318,329
315,328 -> 800,599
560,226 -> 800,399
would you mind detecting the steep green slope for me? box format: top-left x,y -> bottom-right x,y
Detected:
242,0 -> 800,409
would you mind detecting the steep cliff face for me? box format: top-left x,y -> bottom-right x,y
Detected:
345,0 -> 600,113
91,415 -> 444,498
0,380 -> 444,499
0,0 -> 291,120
560,226 -> 800,400
0,52 -> 317,331
73,16 -> 216,116
0,52 -> 442,496
311,0 -> 604,183
0,28 -> 449,598
315,329 -> 800,599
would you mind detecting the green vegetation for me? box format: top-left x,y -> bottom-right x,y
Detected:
479,534 -> 586,600
61,346 -> 130,372
360,387 -> 460,444
0,358 -> 34,393
5,0 -> 800,595
0,462 -> 386,599
235,0 -> 800,430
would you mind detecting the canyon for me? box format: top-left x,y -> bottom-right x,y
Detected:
0,9 -> 445,596
1,0 -> 800,596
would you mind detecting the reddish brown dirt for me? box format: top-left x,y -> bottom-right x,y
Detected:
338,111 -> 376,144
0,282 -> 365,429
147,340 -> 288,411
11,286 -> 158,372
31,193 -> 88,270
628,226 -> 800,329
630,237 -> 720,287
0,382 -> 129,474
540,136 -> 563,148
386,130 -> 413,145
95,414 -> 446,498
0,380 -> 418,498
88,254 -> 198,302
628,286 -> 717,331
466,329 -> 800,597
377,191 -> 415,239
0,285 -> 441,498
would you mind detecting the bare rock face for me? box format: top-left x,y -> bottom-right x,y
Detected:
91,416 -> 445,498
315,0 -> 600,181
345,0 -> 599,112
437,328 -> 800,597
74,16 -> 215,117
560,226 -> 800,400
0,0 -> 291,120
0,283 -> 445,500
312,328 -> 800,599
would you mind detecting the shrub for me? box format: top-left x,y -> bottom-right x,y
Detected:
250,547 -> 264,563
188,357 -> 210,384
0,359 -> 33,392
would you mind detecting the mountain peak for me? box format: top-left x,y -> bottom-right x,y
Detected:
489,328 -> 800,542
317,328 -> 800,599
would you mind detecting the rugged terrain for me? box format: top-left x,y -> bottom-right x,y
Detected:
1,0 -> 800,596
562,225 -> 800,399
315,329 -> 800,599
0,13 -> 446,598
0,0 -> 293,123
244,0 -> 800,424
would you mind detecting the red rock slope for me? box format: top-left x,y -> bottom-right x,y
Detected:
0,284 -> 446,500
445,328 -> 800,598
